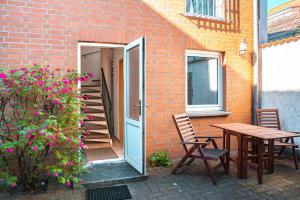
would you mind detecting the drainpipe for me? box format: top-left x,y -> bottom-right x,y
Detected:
252,0 -> 260,124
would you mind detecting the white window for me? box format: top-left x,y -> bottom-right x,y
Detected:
186,50 -> 223,112
186,0 -> 225,19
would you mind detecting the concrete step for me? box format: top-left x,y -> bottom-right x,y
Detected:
76,161 -> 148,189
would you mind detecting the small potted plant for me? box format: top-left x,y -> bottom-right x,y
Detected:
149,151 -> 172,167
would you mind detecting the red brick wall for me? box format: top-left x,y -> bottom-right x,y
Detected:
1,0 -> 254,158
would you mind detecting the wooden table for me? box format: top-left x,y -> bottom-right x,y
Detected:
210,123 -> 299,182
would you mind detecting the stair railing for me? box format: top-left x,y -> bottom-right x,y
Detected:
101,68 -> 113,137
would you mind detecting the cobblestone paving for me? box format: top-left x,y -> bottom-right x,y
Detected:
3,160 -> 300,200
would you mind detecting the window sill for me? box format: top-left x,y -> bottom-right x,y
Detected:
187,110 -> 231,118
183,13 -> 226,22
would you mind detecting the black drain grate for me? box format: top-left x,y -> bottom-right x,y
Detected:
86,185 -> 132,200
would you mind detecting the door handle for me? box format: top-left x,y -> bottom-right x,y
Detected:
134,104 -> 149,107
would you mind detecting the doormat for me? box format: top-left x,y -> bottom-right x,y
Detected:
85,147 -> 118,161
86,185 -> 132,200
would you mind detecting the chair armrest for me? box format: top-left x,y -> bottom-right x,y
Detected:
195,136 -> 223,139
192,131 -> 223,139
181,141 -> 210,145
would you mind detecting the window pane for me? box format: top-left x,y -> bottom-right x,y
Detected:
186,0 -> 191,13
127,45 -> 140,121
186,0 -> 224,18
187,56 -> 218,105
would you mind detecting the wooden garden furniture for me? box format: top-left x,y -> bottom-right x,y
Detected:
243,137 -> 269,184
172,113 -> 228,185
211,123 -> 300,184
256,109 -> 299,170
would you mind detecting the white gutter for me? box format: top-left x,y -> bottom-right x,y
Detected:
252,0 -> 260,124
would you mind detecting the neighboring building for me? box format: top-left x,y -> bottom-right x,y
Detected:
268,0 -> 300,42
1,0 -> 256,175
261,35 -> 300,150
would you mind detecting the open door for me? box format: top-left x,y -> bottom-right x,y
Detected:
123,37 -> 145,174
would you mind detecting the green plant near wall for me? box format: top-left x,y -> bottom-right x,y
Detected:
0,65 -> 91,192
149,151 -> 171,167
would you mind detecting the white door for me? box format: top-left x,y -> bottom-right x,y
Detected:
124,37 -> 145,174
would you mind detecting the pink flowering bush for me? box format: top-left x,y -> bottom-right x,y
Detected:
0,65 -> 89,191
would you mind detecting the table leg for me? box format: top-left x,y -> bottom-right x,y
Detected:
237,134 -> 244,179
257,139 -> 264,184
225,131 -> 230,173
223,130 -> 226,149
268,139 -> 274,174
251,136 -> 258,163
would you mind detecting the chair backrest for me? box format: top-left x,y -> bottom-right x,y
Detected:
256,109 -> 281,130
173,113 -> 197,152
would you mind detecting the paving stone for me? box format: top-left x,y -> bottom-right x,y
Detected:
2,160 -> 300,199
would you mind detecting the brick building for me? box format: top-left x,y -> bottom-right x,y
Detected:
1,0 -> 256,174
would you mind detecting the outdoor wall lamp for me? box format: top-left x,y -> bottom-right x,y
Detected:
239,38 -> 248,55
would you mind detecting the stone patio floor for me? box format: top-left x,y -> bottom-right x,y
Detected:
2,159 -> 300,200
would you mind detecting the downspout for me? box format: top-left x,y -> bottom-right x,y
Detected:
252,0 -> 260,124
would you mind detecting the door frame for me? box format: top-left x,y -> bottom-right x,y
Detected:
77,42 -> 146,173
118,59 -> 124,144
77,42 -> 125,165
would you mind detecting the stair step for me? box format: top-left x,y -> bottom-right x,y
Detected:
85,101 -> 103,106
88,129 -> 109,135
86,113 -> 106,121
85,107 -> 104,113
83,93 -> 101,97
86,134 -> 108,139
81,84 -> 100,88
85,99 -> 102,103
86,106 -> 104,110
81,89 -> 101,93
84,138 -> 111,143
83,95 -> 101,100
86,122 -> 107,130
87,121 -> 107,126
87,113 -> 105,117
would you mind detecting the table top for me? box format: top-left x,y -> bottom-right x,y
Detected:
210,123 -> 300,140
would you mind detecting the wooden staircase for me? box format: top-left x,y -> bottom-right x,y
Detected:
81,82 -> 112,145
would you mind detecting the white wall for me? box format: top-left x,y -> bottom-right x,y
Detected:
113,48 -> 124,140
81,46 -> 101,84
261,39 -> 300,147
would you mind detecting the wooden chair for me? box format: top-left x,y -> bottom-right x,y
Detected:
172,113 -> 228,185
256,109 -> 299,170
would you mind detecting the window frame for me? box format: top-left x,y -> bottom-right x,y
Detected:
185,0 -> 226,21
185,50 -> 223,112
